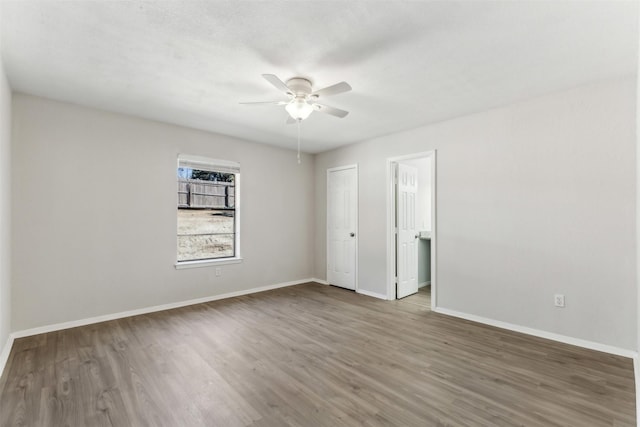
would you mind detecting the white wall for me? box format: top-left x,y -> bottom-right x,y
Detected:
636,9 -> 640,415
0,52 -> 12,353
315,78 -> 636,351
11,94 -> 315,331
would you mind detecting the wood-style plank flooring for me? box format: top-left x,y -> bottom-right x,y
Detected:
0,282 -> 635,426
400,285 -> 431,309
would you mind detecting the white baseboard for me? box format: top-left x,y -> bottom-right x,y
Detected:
311,278 -> 329,285
434,307 -> 637,359
418,281 -> 430,288
357,288 -> 388,300
11,278 -> 313,340
0,334 -> 15,379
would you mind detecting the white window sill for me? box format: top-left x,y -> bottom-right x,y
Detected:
175,257 -> 243,270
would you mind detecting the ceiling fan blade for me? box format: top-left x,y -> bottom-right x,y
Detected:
239,100 -> 288,105
312,81 -> 352,98
262,74 -> 292,94
313,103 -> 349,118
285,116 -> 297,125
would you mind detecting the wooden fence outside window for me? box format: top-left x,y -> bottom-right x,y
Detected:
177,178 -> 235,209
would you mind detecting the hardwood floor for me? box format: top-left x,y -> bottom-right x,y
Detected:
0,282 -> 635,426
399,285 -> 431,309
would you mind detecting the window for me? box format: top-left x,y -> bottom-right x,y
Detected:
176,155 -> 240,266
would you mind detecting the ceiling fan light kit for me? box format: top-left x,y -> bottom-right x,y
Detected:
240,74 -> 352,162
285,97 -> 314,120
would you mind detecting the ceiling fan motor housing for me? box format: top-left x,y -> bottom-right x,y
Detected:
286,78 -> 313,97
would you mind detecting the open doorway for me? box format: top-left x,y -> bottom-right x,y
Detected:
386,151 -> 436,309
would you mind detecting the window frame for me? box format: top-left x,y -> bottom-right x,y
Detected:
175,154 -> 242,269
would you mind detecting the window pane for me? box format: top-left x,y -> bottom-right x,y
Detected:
177,168 -> 235,209
177,160 -> 237,262
177,209 -> 235,261
177,167 -> 235,184
177,209 -> 234,235
177,233 -> 235,261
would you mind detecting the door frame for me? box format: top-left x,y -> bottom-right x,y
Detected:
326,164 -> 359,292
386,151 -> 436,308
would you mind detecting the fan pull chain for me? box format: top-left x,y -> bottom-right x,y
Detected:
297,119 -> 301,164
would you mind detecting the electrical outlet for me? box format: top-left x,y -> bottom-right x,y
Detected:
215,267 -> 221,277
554,294 -> 565,308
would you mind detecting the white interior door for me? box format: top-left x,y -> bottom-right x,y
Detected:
397,163 -> 419,298
327,166 -> 357,290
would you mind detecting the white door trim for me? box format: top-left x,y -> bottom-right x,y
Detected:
327,164 -> 358,292
386,151 -> 436,308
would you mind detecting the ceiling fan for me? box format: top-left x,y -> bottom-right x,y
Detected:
240,74 -> 351,122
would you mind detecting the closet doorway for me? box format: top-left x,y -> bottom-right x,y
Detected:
327,165 -> 358,291
386,152 -> 436,308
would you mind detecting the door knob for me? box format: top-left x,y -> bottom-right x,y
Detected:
350,232 -> 355,237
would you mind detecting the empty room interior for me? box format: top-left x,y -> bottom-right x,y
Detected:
0,1 -> 639,426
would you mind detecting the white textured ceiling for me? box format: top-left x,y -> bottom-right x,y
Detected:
1,1 -> 637,153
